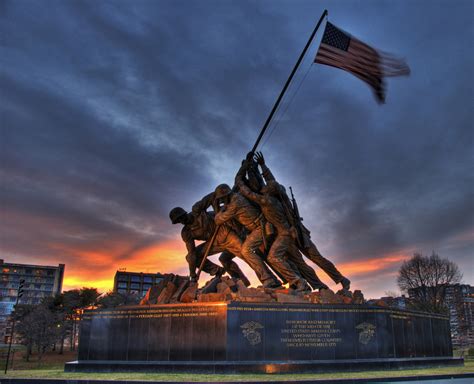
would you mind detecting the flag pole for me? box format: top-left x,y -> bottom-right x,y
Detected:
251,9 -> 328,153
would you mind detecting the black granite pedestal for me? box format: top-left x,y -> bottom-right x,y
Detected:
65,302 -> 462,373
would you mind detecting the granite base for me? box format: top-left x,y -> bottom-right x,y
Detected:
67,302 -> 455,373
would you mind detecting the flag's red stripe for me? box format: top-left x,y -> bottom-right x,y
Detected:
315,50 -> 384,100
350,38 -> 379,58
320,44 -> 383,75
317,44 -> 408,77
317,47 -> 383,81
316,53 -> 382,90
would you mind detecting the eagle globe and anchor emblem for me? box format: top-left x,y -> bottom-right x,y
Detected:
241,321 -> 264,346
356,322 -> 376,345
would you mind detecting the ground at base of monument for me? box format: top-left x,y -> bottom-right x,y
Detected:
2,359 -> 472,382
2,376 -> 474,384
65,357 -> 464,374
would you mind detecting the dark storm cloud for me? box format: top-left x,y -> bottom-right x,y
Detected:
259,1 -> 474,269
1,0 -> 472,293
0,0 -> 295,265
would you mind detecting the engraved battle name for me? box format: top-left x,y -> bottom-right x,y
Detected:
83,305 -> 223,320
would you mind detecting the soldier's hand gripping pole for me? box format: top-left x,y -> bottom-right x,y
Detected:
195,226 -> 220,282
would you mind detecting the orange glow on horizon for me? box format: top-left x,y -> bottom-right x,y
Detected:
60,237 -> 414,294
337,252 -> 411,276
61,238 -> 189,293
63,276 -> 112,291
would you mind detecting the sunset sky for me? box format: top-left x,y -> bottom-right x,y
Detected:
1,0 -> 473,299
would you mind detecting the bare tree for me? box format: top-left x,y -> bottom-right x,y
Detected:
397,252 -> 462,312
97,291 -> 140,308
15,303 -> 61,361
11,304 -> 35,361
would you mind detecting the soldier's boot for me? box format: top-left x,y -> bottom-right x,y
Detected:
306,278 -> 329,291
238,273 -> 251,287
218,253 -> 251,286
241,248 -> 281,287
340,277 -> 351,291
316,282 -> 329,291
293,278 -> 311,293
226,262 -> 251,287
263,278 -> 282,289
212,266 -> 225,278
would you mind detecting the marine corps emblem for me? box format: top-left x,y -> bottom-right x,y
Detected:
356,322 -> 376,345
240,321 -> 264,346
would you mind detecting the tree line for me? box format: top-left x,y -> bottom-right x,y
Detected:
12,289 -> 140,361
397,251 -> 463,313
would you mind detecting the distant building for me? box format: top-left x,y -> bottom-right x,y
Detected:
408,283 -> 474,348
444,284 -> 474,348
367,295 -> 409,309
0,259 -> 65,342
113,271 -> 165,298
382,295 -> 408,309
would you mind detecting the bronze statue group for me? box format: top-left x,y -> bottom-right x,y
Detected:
169,152 -> 350,293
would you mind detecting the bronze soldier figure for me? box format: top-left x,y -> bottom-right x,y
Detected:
285,242 -> 328,290
254,152 -> 351,291
234,159 -> 311,292
236,154 -> 328,290
214,184 -> 282,289
169,198 -> 250,285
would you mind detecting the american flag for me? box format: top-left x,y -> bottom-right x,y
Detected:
315,22 -> 410,103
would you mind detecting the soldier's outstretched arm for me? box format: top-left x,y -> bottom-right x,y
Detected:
254,151 -> 276,183
235,160 -> 266,205
237,179 -> 265,206
215,202 -> 236,225
234,159 -> 248,186
192,192 -> 215,215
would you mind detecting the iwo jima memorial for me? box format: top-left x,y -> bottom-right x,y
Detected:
66,10 -> 461,373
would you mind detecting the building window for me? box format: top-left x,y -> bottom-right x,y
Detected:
117,289 -> 127,294
142,284 -> 152,290
117,282 -> 127,289
143,277 -> 153,283
130,276 -> 140,282
130,283 -> 140,289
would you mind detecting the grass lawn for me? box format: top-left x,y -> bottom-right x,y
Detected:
0,350 -> 472,382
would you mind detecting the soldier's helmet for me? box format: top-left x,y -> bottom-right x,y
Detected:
214,184 -> 232,199
169,207 -> 187,224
